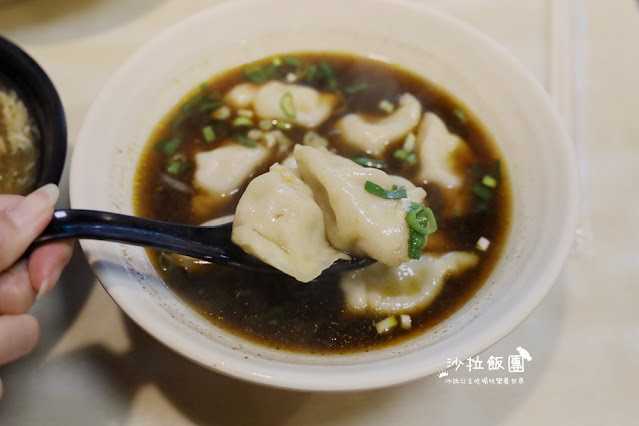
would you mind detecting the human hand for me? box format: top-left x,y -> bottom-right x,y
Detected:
0,184 -> 74,400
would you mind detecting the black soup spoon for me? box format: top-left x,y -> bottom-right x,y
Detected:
31,210 -> 374,276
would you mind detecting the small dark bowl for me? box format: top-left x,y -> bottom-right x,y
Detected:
0,35 -> 67,191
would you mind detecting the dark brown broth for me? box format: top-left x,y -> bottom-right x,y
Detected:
134,52 -> 511,354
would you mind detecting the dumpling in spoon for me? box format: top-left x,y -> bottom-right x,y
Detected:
340,251 -> 479,315
294,145 -> 426,266
232,163 -> 349,283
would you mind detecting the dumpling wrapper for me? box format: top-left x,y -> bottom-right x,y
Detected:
252,81 -> 338,128
415,112 -> 471,189
194,142 -> 272,197
340,251 -> 479,315
294,145 -> 426,266
334,93 -> 422,157
232,163 -> 349,283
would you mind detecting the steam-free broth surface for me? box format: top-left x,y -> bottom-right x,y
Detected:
134,53 -> 511,354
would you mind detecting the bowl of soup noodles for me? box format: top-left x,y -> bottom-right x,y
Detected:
0,36 -> 66,195
70,0 -> 579,390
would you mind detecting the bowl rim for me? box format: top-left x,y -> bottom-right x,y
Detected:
70,0 -> 580,391
0,35 -> 67,190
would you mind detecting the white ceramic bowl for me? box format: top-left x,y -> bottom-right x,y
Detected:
70,0 -> 579,391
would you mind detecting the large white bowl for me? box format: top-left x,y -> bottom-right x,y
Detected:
70,0 -> 579,391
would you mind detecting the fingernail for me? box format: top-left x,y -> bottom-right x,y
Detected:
6,184 -> 59,228
36,266 -> 62,300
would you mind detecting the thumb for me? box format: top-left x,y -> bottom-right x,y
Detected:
0,184 -> 59,272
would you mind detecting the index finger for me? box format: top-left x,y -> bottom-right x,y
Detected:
0,185 -> 59,271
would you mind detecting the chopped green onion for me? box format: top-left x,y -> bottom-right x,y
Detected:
157,138 -> 180,154
350,157 -> 387,169
453,208 -> 462,217
482,175 -> 498,188
244,64 -> 276,83
375,316 -> 398,334
379,99 -> 395,113
199,82 -> 208,91
233,133 -> 257,148
283,56 -> 302,67
394,149 -> 418,165
275,120 -> 293,131
232,116 -> 254,127
405,203 -> 437,236
318,61 -> 338,88
304,64 -> 318,82
202,125 -> 215,142
279,92 -> 296,119
181,93 -> 204,112
393,149 -> 409,160
453,108 -> 467,123
343,81 -> 368,94
472,184 -> 493,200
364,181 -> 407,199
272,57 -> 282,66
167,159 -> 188,174
408,229 -> 426,259
405,203 -> 437,259
199,100 -> 224,112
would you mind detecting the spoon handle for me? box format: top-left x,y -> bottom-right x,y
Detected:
32,209 -> 233,263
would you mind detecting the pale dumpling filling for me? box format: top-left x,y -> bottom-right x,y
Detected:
232,163 -> 349,283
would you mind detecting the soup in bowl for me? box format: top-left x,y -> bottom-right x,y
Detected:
70,0 -> 578,390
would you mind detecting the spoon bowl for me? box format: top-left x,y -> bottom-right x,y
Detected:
33,209 -> 374,276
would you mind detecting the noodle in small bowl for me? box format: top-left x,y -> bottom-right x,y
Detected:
0,36 -> 66,195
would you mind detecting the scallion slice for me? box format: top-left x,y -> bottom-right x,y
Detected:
472,184 -> 493,200
304,64 -> 318,82
350,157 -> 387,169
482,175 -> 497,188
167,159 -> 188,174
275,120 -> 293,131
318,61 -> 338,88
157,138 -> 180,154
233,133 -> 257,148
343,81 -> 368,94
202,125 -> 215,142
364,181 -> 407,199
283,56 -> 302,67
393,149 -> 409,160
199,100 -> 224,112
232,116 -> 254,127
453,108 -> 467,123
279,92 -> 296,119
405,203 -> 437,236
408,229 -> 426,259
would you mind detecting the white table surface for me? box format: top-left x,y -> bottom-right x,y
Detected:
0,0 -> 638,424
